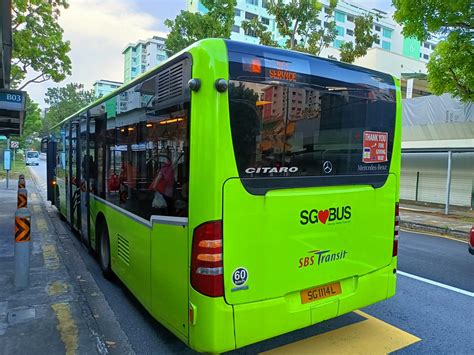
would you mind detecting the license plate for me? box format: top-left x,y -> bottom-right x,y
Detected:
300,282 -> 342,304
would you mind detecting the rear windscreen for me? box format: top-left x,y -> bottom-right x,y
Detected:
226,42 -> 397,194
27,152 -> 39,158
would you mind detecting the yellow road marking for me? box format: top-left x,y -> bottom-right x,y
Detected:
262,310 -> 420,354
47,281 -> 69,296
51,303 -> 78,355
42,244 -> 60,270
35,216 -> 49,232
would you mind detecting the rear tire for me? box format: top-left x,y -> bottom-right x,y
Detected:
99,222 -> 113,279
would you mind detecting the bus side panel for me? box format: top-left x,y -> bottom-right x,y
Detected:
88,198 -> 99,251
150,222 -> 189,341
187,39 -> 237,353
92,197 -> 152,311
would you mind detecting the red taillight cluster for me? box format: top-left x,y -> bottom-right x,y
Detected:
191,220 -> 223,297
393,203 -> 400,256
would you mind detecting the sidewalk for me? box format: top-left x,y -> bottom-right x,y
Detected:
0,175 -> 133,354
400,200 -> 473,240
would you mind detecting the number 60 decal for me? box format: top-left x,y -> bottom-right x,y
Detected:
232,267 -> 248,286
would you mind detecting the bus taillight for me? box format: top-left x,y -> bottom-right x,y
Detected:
393,203 -> 400,256
191,220 -> 223,297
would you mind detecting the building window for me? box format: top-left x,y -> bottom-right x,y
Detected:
232,25 -> 240,33
374,38 -> 380,45
261,17 -> 270,25
374,25 -> 381,32
430,44 -> 436,50
246,0 -> 258,5
382,41 -> 391,51
324,21 -> 330,28
235,8 -> 241,16
423,54 -> 429,60
324,6 -> 332,14
335,11 -> 345,23
336,25 -> 345,37
262,0 -> 269,9
245,12 -> 257,20
245,28 -> 257,37
315,19 -> 321,25
347,15 -> 354,22
423,42 -> 430,48
383,28 -> 392,38
333,39 -> 344,49
346,29 -> 354,36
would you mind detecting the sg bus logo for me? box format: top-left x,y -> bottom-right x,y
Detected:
300,206 -> 351,225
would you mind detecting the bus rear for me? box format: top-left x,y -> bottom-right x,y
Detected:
189,41 -> 401,351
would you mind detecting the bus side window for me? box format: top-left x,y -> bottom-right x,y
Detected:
144,107 -> 189,218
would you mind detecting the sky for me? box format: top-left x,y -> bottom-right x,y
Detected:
26,0 -> 393,109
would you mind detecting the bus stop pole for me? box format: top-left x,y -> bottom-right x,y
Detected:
445,150 -> 452,215
15,207 -> 31,289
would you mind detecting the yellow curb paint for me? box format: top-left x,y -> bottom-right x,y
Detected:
35,216 -> 49,232
47,281 -> 69,296
400,228 -> 468,243
42,244 -> 60,270
262,310 -> 420,355
51,303 -> 78,355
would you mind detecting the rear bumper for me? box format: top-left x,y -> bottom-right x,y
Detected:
232,260 -> 397,349
188,260 -> 397,353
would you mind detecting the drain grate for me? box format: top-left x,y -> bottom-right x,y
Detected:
7,307 -> 36,324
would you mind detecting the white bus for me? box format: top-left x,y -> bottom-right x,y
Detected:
25,151 -> 40,166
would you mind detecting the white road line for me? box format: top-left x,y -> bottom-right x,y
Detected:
398,271 -> 474,297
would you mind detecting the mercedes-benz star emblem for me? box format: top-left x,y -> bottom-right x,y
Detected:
323,161 -> 333,174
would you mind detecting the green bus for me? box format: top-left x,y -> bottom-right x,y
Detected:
46,39 -> 401,353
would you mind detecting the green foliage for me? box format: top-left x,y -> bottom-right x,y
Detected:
14,95 -> 42,149
339,14 -> 378,63
241,18 -> 277,47
11,0 -> 72,89
242,0 -> 338,56
164,0 -> 236,54
43,83 -> 95,132
427,33 -> 473,101
393,0 -> 473,101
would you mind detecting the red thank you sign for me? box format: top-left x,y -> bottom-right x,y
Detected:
362,131 -> 388,163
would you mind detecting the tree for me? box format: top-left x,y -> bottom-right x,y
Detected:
241,0 -> 338,56
339,14 -> 378,63
393,0 -> 473,102
164,0 -> 236,55
18,95 -> 42,150
11,0 -> 72,90
43,83 -> 95,132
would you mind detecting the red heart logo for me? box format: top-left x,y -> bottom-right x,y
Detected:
318,210 -> 329,224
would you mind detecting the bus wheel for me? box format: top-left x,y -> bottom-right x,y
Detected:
99,223 -> 113,279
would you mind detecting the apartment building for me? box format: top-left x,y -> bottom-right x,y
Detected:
187,0 -> 438,75
122,36 -> 168,83
93,79 -> 123,98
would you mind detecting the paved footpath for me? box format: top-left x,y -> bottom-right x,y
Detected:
0,176 -> 133,354
400,202 -> 473,240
